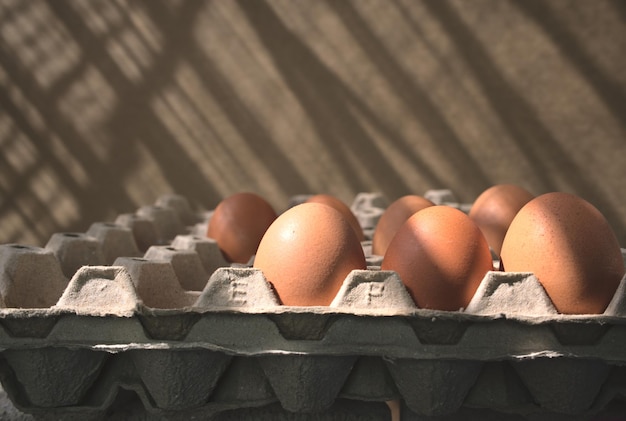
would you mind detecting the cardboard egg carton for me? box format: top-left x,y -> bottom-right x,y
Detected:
0,193 -> 625,420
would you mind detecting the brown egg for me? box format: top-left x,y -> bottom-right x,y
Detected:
500,192 -> 625,314
381,206 -> 493,311
254,203 -> 367,306
372,195 -> 434,256
207,192 -> 277,264
305,194 -> 365,242
469,184 -> 534,256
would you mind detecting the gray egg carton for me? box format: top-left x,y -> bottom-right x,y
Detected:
0,193 -> 625,420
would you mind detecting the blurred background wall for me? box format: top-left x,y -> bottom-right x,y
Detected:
1,0 -> 625,246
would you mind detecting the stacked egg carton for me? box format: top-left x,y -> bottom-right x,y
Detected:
0,192 -> 625,420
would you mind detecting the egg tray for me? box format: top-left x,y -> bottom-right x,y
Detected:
0,193 -> 626,420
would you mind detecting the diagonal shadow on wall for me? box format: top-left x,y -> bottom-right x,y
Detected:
236,0 -> 439,199
142,1 -> 313,202
421,0 -> 626,242
0,18 -> 138,244
514,0 -> 626,133
327,0 -> 492,198
46,1 -> 224,209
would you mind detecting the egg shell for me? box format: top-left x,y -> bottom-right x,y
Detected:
500,192 -> 625,314
372,195 -> 434,256
381,206 -> 494,311
206,192 -> 277,264
469,184 -> 534,256
305,194 -> 365,242
253,202 -> 367,306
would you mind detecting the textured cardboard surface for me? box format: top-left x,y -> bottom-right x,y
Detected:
0,194 -> 626,419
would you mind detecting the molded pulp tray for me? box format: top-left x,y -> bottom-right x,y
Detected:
0,192 -> 626,420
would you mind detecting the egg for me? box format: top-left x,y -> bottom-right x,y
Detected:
381,206 -> 493,311
207,192 -> 277,264
469,184 -> 534,256
254,203 -> 367,306
372,195 -> 434,256
305,194 -> 365,242
500,192 -> 625,314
